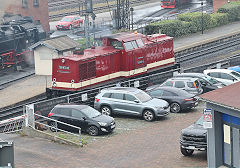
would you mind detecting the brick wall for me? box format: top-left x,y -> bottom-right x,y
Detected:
213,0 -> 238,12
5,0 -> 50,34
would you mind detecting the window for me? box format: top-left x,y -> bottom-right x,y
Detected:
111,40 -> 123,50
162,81 -> 173,87
33,0 -> 39,7
22,0 -> 27,8
111,93 -> 124,100
208,72 -> 219,78
135,91 -> 152,103
187,82 -> 195,88
148,89 -> 163,97
124,42 -> 134,51
174,81 -> 185,88
54,108 -> 71,116
162,90 -> 177,96
220,73 -> 234,80
71,109 -> 84,119
103,93 -> 111,98
231,71 -> 240,79
131,41 -> 138,49
136,39 -> 144,48
124,94 -> 136,101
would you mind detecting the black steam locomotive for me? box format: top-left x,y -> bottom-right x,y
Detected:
0,14 -> 45,69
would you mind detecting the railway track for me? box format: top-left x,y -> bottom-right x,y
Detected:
1,34 -> 240,122
48,0 -> 155,19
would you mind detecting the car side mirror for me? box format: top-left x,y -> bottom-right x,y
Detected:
202,82 -> 207,86
82,117 -> 86,120
134,100 -> 140,103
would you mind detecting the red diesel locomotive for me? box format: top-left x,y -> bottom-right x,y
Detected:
47,32 -> 176,97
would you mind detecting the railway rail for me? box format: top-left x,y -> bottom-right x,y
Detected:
1,34 -> 240,122
48,0 -> 154,19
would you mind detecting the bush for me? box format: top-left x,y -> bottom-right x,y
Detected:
217,1 -> 240,22
210,13 -> 229,27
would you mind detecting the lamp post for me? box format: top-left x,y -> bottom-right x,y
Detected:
201,1 -> 203,34
130,7 -> 134,30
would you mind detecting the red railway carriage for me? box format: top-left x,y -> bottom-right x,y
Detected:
49,32 -> 175,96
161,0 -> 191,8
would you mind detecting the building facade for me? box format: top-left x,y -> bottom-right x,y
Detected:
5,0 -> 50,33
200,82 -> 240,167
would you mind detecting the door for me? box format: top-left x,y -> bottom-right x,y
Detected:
223,124 -> 240,167
109,93 -> 125,114
121,94 -> 142,115
70,109 -> 88,132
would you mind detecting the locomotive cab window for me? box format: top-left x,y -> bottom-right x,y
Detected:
136,39 -> 144,48
124,41 -> 134,51
111,40 -> 123,50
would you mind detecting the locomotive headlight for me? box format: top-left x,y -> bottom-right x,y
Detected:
53,81 -> 57,87
61,59 -> 65,64
71,80 -> 75,88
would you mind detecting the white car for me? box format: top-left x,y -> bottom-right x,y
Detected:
203,69 -> 240,86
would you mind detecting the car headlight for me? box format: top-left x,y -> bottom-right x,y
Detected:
98,122 -> 107,126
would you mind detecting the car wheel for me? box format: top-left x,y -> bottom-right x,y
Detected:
180,146 -> 194,156
170,102 -> 181,113
49,121 -> 57,132
143,110 -> 155,122
88,126 -> 99,136
69,24 -> 72,30
101,106 -> 112,116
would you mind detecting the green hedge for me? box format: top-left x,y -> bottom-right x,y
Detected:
145,1 -> 240,37
217,1 -> 240,22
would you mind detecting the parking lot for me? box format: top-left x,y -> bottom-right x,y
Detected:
4,102 -> 207,168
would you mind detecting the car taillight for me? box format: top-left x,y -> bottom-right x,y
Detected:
95,98 -> 100,102
184,98 -> 193,101
48,113 -> 54,117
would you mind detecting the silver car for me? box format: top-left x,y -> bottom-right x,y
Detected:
94,87 -> 170,121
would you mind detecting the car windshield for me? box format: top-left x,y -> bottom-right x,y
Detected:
231,71 -> 240,79
61,17 -> 73,22
203,75 -> 219,84
81,106 -> 101,118
135,91 -> 152,103
196,116 -> 203,126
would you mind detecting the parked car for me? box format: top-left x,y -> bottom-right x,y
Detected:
146,86 -> 198,113
48,104 -> 115,136
180,116 -> 207,156
173,72 -> 225,93
228,65 -> 240,73
203,69 -> 240,86
160,77 -> 203,95
94,87 -> 170,122
56,15 -> 83,30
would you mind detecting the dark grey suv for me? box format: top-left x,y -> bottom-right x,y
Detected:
94,87 -> 170,121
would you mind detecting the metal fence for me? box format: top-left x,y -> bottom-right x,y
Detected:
25,105 -> 83,146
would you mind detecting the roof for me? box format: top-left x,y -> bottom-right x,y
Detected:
29,35 -> 79,52
175,73 -> 206,78
203,68 -> 234,74
200,82 -> 240,111
101,87 -> 141,93
104,32 -> 144,42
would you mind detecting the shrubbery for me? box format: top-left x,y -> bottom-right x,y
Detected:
145,1 -> 240,37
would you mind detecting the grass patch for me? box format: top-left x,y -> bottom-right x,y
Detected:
58,132 -> 88,145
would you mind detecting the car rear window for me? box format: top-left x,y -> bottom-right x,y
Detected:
54,107 -> 71,116
102,93 -> 111,98
111,93 -> 124,100
162,81 -> 174,87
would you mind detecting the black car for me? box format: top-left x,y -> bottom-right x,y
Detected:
146,86 -> 198,113
180,116 -> 207,156
48,104 -> 115,136
174,73 -> 225,93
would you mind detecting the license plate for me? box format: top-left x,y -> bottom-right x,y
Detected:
111,124 -> 115,129
188,146 -> 195,150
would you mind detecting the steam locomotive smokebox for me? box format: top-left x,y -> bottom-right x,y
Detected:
0,141 -> 14,168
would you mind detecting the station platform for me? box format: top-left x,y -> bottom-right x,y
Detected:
1,5 -> 240,109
